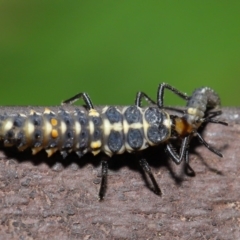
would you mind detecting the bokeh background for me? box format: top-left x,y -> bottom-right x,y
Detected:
0,1 -> 239,107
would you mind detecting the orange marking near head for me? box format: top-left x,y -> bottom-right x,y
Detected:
51,129 -> 59,138
51,118 -> 58,126
175,118 -> 193,137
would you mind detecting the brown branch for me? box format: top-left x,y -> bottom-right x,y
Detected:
0,107 -> 239,239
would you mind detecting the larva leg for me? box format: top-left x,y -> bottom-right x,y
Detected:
62,92 -> 94,110
135,92 -> 156,107
157,82 -> 190,108
98,160 -> 108,200
165,136 -> 190,165
139,158 -> 161,195
196,132 -> 223,157
203,111 -> 228,126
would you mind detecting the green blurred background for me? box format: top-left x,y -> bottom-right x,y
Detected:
0,1 -> 239,107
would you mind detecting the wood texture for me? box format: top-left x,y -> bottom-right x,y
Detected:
0,107 -> 239,239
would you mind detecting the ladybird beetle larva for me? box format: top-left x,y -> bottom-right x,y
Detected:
0,83 -> 227,199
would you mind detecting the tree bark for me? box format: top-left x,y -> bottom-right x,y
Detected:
0,107 -> 239,239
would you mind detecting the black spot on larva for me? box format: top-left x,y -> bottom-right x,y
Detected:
125,106 -> 142,124
16,131 -> 24,140
127,129 -> 143,149
16,131 -> 26,146
79,129 -> 89,148
29,115 -> 42,126
6,130 -> 14,139
145,107 -> 163,125
49,142 -> 57,148
13,117 -> 23,127
34,130 -> 42,139
92,116 -> 102,126
108,131 -> 123,152
59,111 -> 73,125
66,131 -> 73,139
106,107 -> 122,123
147,125 -> 169,143
64,143 -> 73,148
78,112 -> 88,126
93,129 -> 101,140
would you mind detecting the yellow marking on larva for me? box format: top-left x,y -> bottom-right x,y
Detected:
131,122 -> 143,129
45,148 -> 58,157
44,121 -> 52,133
32,147 -> 43,155
103,118 -> 123,136
123,120 -> 129,134
74,121 -> 81,135
4,120 -> 13,131
92,149 -> 100,156
30,109 -> 36,115
30,110 -> 41,116
101,106 -> 109,113
89,109 -> 100,117
44,108 -> 51,114
102,145 -> 113,157
60,121 -> 67,134
112,122 -> 122,131
26,122 -> 35,137
51,129 -> 59,138
142,110 -> 150,144
90,140 -> 102,149
20,113 -> 27,117
163,118 -> 171,129
51,118 -> 58,126
102,119 -> 111,136
89,121 -> 94,135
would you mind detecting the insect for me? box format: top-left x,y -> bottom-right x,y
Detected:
135,84 -> 228,172
0,83 -> 227,199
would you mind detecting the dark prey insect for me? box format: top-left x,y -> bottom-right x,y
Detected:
0,83 -> 227,199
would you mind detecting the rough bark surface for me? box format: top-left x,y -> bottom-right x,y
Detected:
0,106 -> 239,239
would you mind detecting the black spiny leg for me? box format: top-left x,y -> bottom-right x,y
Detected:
203,111 -> 228,126
196,132 -> 223,157
99,160 -> 108,200
157,83 -> 190,108
139,158 -> 161,195
62,92 -> 94,110
184,147 -> 196,176
135,91 -> 156,107
165,136 -> 190,165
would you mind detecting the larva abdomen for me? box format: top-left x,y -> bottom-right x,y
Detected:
0,105 -> 171,159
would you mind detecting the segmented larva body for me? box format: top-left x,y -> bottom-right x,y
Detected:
0,106 -> 171,159
0,83 -> 226,199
